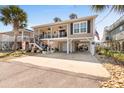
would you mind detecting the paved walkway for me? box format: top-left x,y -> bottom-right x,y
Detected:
10,53 -> 110,79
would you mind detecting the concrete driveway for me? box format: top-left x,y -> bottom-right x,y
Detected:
10,53 -> 110,78
0,53 -> 110,88
0,62 -> 99,88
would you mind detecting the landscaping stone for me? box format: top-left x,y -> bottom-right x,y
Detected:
96,54 -> 124,88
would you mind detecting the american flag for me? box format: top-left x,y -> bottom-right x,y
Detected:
94,30 -> 100,40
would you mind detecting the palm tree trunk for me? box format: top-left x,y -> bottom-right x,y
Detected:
12,28 -> 18,51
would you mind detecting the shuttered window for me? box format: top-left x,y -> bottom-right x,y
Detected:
73,21 -> 87,34
74,23 -> 80,33
80,22 -> 87,32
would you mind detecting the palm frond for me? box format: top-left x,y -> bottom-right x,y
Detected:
91,5 -> 124,14
112,5 -> 124,14
91,5 -> 109,12
0,5 -> 27,29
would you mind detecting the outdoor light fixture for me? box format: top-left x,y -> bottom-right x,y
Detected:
59,26 -> 63,29
48,28 -> 51,30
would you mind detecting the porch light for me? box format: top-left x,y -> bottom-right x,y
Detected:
48,28 -> 51,30
59,26 -> 63,29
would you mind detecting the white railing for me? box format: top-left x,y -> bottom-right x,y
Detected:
17,36 -> 30,41
39,31 -> 67,39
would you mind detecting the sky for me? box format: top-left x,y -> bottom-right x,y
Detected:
0,5 -> 123,41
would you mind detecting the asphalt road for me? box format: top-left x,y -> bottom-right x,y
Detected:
0,62 -> 100,88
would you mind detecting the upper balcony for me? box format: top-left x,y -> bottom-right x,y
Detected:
34,24 -> 68,40
39,31 -> 67,39
17,36 -> 32,42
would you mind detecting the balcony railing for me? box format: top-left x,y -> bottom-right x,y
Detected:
39,31 -> 67,39
17,36 -> 31,41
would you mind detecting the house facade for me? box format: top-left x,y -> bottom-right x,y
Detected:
102,15 -> 124,52
0,29 -> 33,51
32,15 -> 97,54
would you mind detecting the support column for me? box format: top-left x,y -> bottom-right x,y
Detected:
51,27 -> 52,38
58,42 -> 61,52
38,29 -> 40,41
47,40 -> 50,52
66,24 -> 70,37
21,30 -> 25,50
33,29 -> 35,43
67,39 -> 69,54
70,40 -> 73,53
22,30 -> 24,42
58,30 -> 60,38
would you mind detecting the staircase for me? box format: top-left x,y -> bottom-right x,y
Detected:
30,37 -> 44,51
30,42 -> 43,51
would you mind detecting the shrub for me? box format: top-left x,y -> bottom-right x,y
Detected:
97,47 -> 124,62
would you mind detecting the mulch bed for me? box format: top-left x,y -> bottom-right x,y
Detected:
96,54 -> 124,88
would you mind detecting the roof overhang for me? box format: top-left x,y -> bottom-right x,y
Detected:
32,15 -> 98,29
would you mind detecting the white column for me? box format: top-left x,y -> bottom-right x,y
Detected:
67,39 -> 69,54
58,42 -> 61,52
58,30 -> 59,38
51,27 -> 52,38
22,30 -> 24,42
47,40 -> 50,52
33,29 -> 35,43
70,40 -> 73,53
21,30 -> 24,50
37,29 -> 40,41
90,41 -> 95,56
66,24 -> 70,37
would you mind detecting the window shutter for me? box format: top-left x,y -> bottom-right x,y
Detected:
70,23 -> 73,35
87,20 -> 90,33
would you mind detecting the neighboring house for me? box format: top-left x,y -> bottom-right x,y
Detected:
0,29 -> 33,51
102,15 -> 124,52
32,15 -> 97,54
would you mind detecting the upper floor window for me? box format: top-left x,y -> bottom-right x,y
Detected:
80,22 -> 87,32
73,21 -> 87,34
74,23 -> 79,33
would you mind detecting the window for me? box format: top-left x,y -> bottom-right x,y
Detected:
74,23 -> 79,33
80,22 -> 87,32
73,21 -> 87,34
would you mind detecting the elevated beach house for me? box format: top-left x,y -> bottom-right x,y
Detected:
31,15 -> 97,54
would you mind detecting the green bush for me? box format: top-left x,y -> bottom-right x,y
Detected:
97,47 -> 124,62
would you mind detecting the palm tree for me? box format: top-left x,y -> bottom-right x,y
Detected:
53,17 -> 62,22
69,13 -> 78,19
91,5 -> 124,14
0,5 -> 27,50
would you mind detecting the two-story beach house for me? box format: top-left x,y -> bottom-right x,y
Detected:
0,29 -> 33,51
31,15 -> 97,54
